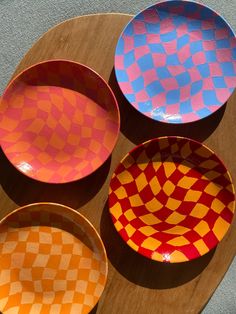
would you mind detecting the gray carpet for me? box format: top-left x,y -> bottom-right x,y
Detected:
0,1 -> 236,313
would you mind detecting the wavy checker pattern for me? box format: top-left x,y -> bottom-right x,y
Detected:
0,204 -> 107,314
115,1 -> 236,123
0,60 -> 119,183
109,137 -> 235,262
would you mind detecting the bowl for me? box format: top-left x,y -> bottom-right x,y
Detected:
109,137 -> 235,262
115,0 -> 236,123
0,60 -> 120,183
0,203 -> 108,313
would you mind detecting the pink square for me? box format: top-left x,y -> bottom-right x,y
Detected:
216,49 -> 233,62
151,93 -> 166,108
152,53 -> 166,67
166,103 -> 180,115
215,29 -> 231,40
215,88 -> 232,103
209,63 -> 223,76
201,19 -> 215,30
143,8 -> 160,24
202,77 -> 214,90
180,85 -> 191,102
178,45 -> 191,63
182,112 -> 199,123
135,90 -> 149,102
176,24 -> 188,38
189,30 -> 204,42
188,67 -> 203,82
224,77 -> 236,88
191,94 -> 204,111
160,18 -> 175,34
192,51 -> 207,65
160,78 -> 179,91
168,65 -> 185,76
134,46 -> 150,59
115,55 -> 124,70
146,34 -> 160,44
162,41 -> 177,55
202,41 -> 216,51
169,5 -> 185,15
123,36 -> 134,54
142,69 -> 157,86
126,63 -> 142,81
119,82 -> 134,94
133,21 -> 147,35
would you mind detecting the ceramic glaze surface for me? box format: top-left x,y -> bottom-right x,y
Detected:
0,203 -> 107,313
115,1 -> 236,123
0,60 -> 120,183
109,137 -> 235,262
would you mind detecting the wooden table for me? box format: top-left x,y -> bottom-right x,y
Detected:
1,13 -> 236,313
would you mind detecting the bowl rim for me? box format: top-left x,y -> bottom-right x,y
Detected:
109,135 -> 236,263
0,59 -> 121,184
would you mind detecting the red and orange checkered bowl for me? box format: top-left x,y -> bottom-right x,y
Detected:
109,136 -> 235,263
0,203 -> 108,314
0,60 -> 120,183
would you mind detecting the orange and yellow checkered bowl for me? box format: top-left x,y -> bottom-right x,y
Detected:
109,137 -> 235,263
0,203 -> 108,313
0,60 -> 120,183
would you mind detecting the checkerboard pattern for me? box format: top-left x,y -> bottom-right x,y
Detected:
115,1 -> 236,123
0,60 -> 119,183
0,204 -> 107,313
109,137 -> 235,262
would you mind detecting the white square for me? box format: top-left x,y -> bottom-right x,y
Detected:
18,230 -> 30,241
89,269 -> 100,283
34,280 -> 43,293
53,280 -> 67,292
43,268 -> 57,280
30,304 -> 43,313
61,233 -> 74,244
72,242 -> 83,255
2,241 -> 17,254
43,291 -> 55,304
32,254 -> 49,267
84,294 -> 94,307
0,269 -> 11,285
0,297 -> 8,310
9,281 -> 22,294
71,304 -> 83,314
3,306 -> 19,314
11,253 -> 25,268
0,231 -> 8,243
94,283 -> 104,297
75,280 -> 88,294
62,291 -> 75,303
26,242 -> 39,253
39,232 -> 52,244
50,244 -> 63,255
19,268 -> 32,281
79,257 -> 92,269
66,269 -> 78,280
49,304 -> 61,314
58,254 -> 71,269
21,292 -> 35,304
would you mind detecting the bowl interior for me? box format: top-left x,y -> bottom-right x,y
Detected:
0,203 -> 107,313
109,137 -> 235,262
115,0 -> 236,123
0,60 -> 119,183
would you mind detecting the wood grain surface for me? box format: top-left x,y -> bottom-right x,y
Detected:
1,13 -> 236,314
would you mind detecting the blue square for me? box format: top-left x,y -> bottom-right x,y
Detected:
221,62 -> 235,76
124,51 -> 135,68
197,64 -> 210,78
138,100 -> 153,113
184,57 -> 194,69
116,37 -> 124,55
200,7 -> 214,19
167,54 -> 180,66
137,54 -> 154,72
173,15 -> 185,27
202,29 -> 215,40
131,76 -> 144,93
166,90 -> 180,105
176,72 -> 191,87
177,34 -> 190,50
160,30 -> 177,42
115,70 -> 129,82
188,20 -> 202,32
196,107 -> 212,118
146,81 -> 164,97
146,23 -> 160,34
125,23 -> 134,36
232,48 -> 236,60
158,9 -> 170,20
127,94 -> 136,103
151,106 -> 166,120
205,50 -> 217,62
216,39 -> 230,49
180,100 -> 193,114
203,90 -> 221,106
191,80 -> 203,95
156,67 -> 171,79
134,34 -> 147,47
213,77 -> 227,88
149,43 -> 165,53
190,41 -> 203,54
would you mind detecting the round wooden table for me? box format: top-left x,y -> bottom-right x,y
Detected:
1,13 -> 236,314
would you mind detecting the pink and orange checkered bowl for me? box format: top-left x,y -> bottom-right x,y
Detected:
109,137 -> 235,263
0,60 -> 120,183
0,203 -> 108,314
